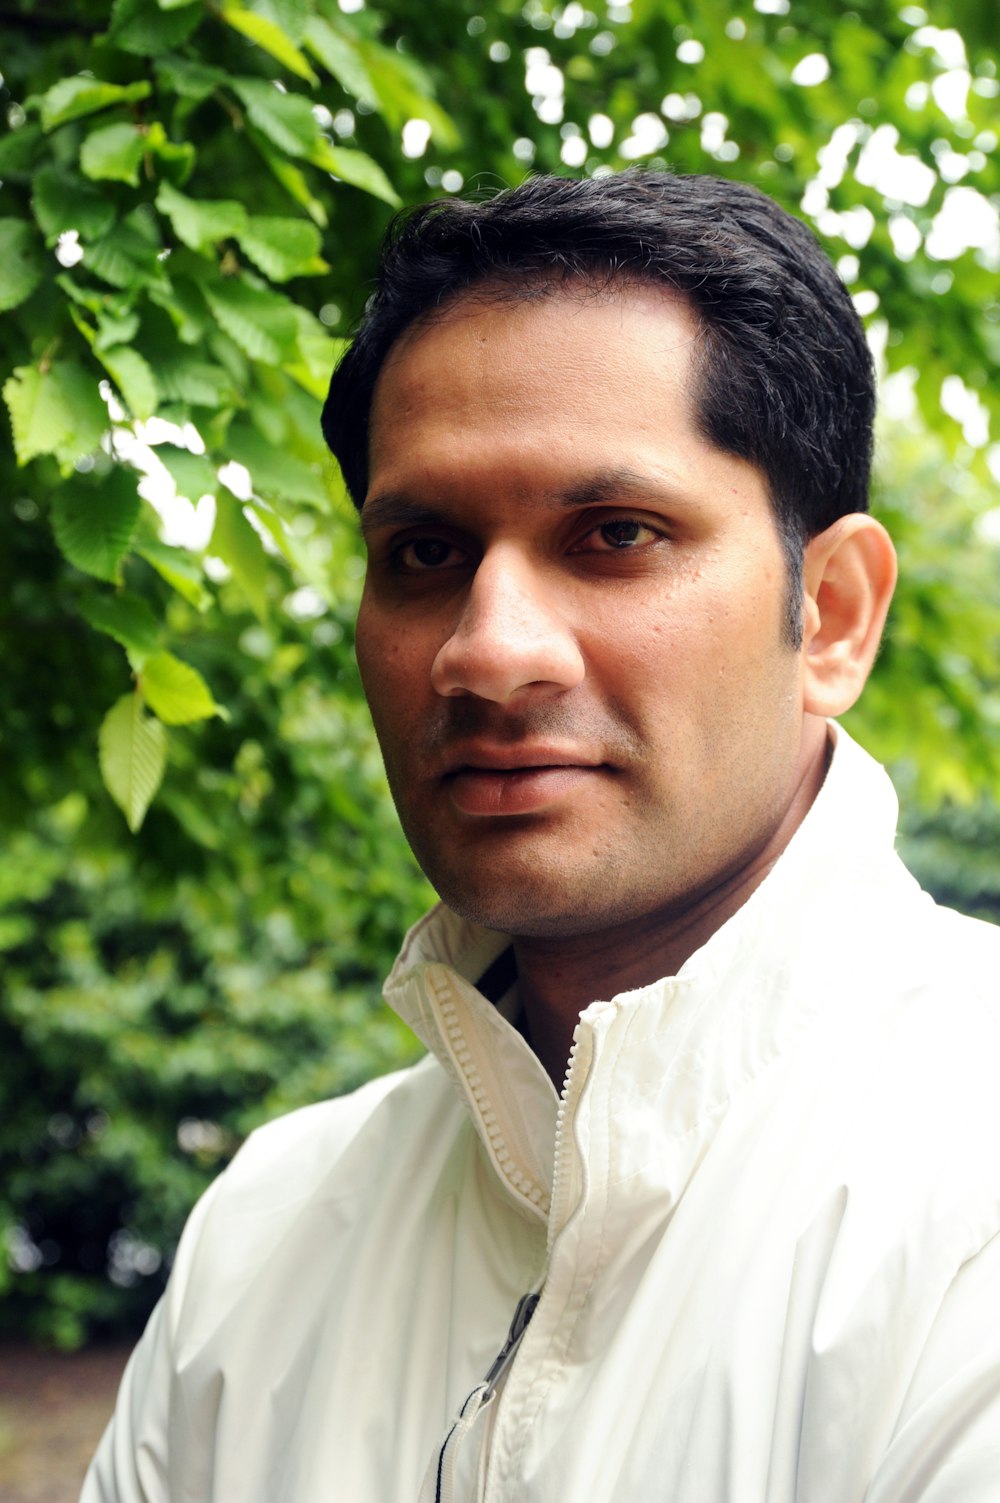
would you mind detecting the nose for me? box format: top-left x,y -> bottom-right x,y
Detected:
430,547 -> 585,703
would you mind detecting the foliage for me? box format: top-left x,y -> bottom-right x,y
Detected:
0,0 -> 997,1345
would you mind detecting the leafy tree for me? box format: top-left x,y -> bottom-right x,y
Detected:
1,0 -> 997,1345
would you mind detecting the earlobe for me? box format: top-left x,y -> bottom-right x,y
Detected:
801,515 -> 897,718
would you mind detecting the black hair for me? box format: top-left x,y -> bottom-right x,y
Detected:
321,169 -> 875,645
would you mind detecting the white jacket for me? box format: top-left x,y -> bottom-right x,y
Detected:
83,728 -> 1000,1502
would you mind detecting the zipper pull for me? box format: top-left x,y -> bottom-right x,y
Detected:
421,1293 -> 541,1503
482,1291 -> 539,1398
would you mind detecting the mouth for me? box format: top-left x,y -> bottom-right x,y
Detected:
439,746 -> 609,817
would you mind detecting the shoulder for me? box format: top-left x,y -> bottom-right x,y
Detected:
166,1054 -> 460,1318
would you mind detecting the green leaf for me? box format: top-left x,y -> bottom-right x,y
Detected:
141,652 -> 222,724
355,38 -> 460,149
221,2 -> 319,85
80,122 -> 146,186
154,353 -> 239,408
236,216 -> 327,281
144,121 -> 196,185
98,346 -> 160,422
202,278 -> 299,363
212,493 -> 270,619
227,419 -> 329,507
250,137 -> 328,227
81,591 -> 162,659
137,539 -> 212,608
154,56 -> 226,101
37,76 -> 152,132
109,0 -> 204,55
284,311 -> 343,400
95,309 -> 141,352
156,444 -> 218,500
302,16 -> 375,100
84,211 -> 163,290
99,692 -> 167,832
0,220 -> 44,312
232,78 -> 318,158
309,140 -> 400,206
51,471 -> 141,582
0,122 -> 43,178
3,362 -> 107,467
156,182 -> 247,253
31,168 -> 117,244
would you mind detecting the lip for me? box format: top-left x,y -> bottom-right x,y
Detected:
439,745 -> 608,817
438,743 -> 606,777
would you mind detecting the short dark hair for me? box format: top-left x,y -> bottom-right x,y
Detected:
322,169 -> 875,643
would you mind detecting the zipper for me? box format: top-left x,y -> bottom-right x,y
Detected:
425,1292 -> 540,1503
546,1002 -> 615,1256
482,1291 -> 540,1397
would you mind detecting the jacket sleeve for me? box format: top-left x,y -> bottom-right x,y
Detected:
865,1229 -> 1000,1502
79,1299 -> 173,1503
78,1173 -> 227,1503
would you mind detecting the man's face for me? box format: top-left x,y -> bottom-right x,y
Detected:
356,284 -> 818,939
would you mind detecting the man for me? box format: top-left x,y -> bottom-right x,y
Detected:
84,171 -> 1000,1502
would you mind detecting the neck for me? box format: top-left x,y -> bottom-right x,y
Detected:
514,728 -> 831,1087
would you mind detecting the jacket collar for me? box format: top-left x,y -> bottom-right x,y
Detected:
383,726 -> 906,1217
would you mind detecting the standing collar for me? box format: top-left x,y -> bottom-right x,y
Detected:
382,725 -> 906,1214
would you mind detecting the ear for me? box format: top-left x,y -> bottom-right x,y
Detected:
801,514 -> 897,718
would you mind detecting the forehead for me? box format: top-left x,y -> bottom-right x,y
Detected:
366,283 -> 709,493
362,283 -> 785,543
373,278 -> 700,407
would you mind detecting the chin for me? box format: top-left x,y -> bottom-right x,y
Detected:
430,871 -> 636,941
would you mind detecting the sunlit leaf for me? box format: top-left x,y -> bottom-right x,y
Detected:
80,122 -> 146,186
309,140 -> 400,206
141,652 -> 223,725
99,692 -> 167,832
221,1 -> 319,84
36,75 -> 151,131
212,493 -> 270,620
3,362 -> 106,467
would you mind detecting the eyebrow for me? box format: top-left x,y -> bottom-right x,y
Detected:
360,465 -> 693,535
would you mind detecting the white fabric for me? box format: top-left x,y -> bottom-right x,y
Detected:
82,727 -> 1000,1502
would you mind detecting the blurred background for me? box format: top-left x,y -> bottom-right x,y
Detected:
0,0 -> 997,1483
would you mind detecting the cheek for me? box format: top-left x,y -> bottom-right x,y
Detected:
355,603 -> 438,750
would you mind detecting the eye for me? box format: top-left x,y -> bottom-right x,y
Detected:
395,536 -> 468,571
575,517 -> 665,552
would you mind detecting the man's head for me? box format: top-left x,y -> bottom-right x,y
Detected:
322,171 -> 896,944
323,169 -> 877,647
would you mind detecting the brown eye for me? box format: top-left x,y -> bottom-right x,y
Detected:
600,520 -> 644,548
398,538 -> 461,569
576,517 -> 663,552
